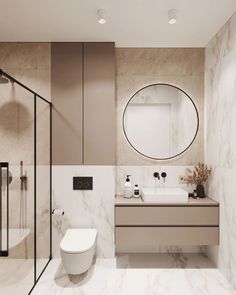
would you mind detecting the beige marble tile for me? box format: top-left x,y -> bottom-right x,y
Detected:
0,43 -> 51,99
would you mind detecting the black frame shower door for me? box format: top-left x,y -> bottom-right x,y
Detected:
0,69 -> 52,294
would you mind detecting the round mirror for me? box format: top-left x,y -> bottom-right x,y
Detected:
123,84 -> 199,160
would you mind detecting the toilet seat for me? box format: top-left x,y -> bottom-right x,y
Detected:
60,228 -> 97,254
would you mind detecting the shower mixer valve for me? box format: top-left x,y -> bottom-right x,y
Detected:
20,161 -> 27,190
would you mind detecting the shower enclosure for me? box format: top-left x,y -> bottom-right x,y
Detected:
0,69 -> 52,294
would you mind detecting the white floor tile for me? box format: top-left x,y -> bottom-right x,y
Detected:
31,257 -> 236,295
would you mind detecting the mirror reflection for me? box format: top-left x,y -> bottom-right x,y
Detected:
123,84 -> 199,160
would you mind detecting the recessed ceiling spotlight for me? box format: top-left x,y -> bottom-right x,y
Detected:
168,9 -> 177,24
97,9 -> 106,24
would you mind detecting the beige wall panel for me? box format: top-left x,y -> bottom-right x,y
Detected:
83,42 -> 115,164
51,43 -> 83,165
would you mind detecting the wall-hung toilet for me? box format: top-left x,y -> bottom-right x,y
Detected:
60,228 -> 97,275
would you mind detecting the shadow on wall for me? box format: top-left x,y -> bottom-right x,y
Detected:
0,100 -> 32,134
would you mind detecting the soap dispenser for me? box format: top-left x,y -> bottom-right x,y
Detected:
124,175 -> 132,198
133,184 -> 140,198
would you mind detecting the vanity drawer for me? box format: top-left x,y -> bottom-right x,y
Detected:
115,227 -> 219,252
115,206 -> 219,226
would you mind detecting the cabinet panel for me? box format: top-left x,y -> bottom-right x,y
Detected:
115,227 -> 219,253
52,42 -> 83,165
83,42 -> 115,164
115,206 -> 219,226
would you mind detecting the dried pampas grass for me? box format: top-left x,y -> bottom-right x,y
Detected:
181,163 -> 211,185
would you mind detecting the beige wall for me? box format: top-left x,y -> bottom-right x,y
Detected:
116,48 -> 204,165
1,44 -> 205,167
0,42 -> 51,100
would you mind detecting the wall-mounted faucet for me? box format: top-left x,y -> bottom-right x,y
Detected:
161,172 -> 167,183
153,171 -> 167,186
153,172 -> 160,180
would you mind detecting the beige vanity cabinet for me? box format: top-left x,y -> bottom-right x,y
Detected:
115,196 -> 219,253
52,42 -> 115,165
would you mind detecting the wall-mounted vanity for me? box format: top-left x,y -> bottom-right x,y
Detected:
115,196 -> 219,253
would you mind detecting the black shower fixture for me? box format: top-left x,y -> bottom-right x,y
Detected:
0,69 -> 12,84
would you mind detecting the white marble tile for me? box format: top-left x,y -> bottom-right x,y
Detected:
115,165 -> 195,196
32,258 -> 236,295
0,258 -> 48,295
205,11 -> 236,289
116,253 -> 215,269
52,166 -> 115,258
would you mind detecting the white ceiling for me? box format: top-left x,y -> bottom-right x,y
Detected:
0,0 -> 235,47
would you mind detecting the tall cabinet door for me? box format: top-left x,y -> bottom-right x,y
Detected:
51,43 -> 83,165
83,42 -> 115,165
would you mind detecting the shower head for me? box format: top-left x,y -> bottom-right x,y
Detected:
0,76 -> 10,84
0,70 -> 13,84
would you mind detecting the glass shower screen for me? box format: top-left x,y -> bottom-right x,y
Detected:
0,69 -> 52,294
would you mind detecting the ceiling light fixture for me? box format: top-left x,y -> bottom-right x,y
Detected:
168,9 -> 177,24
97,9 -> 106,24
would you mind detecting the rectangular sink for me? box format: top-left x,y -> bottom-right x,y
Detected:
141,187 -> 188,203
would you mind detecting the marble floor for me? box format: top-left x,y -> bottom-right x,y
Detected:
32,254 -> 236,295
0,258 -> 49,295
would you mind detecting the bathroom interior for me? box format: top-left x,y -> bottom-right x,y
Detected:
0,1 -> 236,294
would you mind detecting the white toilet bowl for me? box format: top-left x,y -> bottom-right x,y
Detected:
60,228 -> 97,275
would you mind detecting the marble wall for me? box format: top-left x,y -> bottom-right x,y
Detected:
116,48 -> 204,165
205,12 -> 236,288
116,165 -> 194,196
52,165 -> 206,258
52,166 -> 115,258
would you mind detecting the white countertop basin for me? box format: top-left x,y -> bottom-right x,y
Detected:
141,187 -> 188,203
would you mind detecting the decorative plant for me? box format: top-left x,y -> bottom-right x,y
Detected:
181,163 -> 211,185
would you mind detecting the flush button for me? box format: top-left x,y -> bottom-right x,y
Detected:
78,182 -> 83,189
84,182 -> 89,188
73,177 -> 93,190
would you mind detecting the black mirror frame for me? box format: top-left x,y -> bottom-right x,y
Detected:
122,83 -> 200,161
